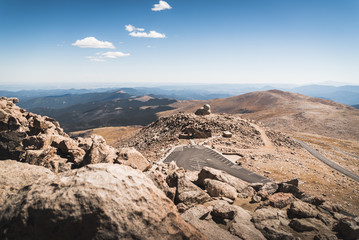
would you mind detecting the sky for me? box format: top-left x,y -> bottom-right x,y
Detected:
0,0 -> 359,89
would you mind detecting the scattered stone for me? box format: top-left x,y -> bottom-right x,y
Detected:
277,182 -> 305,198
252,194 -> 262,203
176,176 -> 211,207
301,195 -> 325,206
287,201 -> 319,219
222,131 -> 232,138
268,193 -> 295,209
260,182 -> 278,195
211,201 -> 238,221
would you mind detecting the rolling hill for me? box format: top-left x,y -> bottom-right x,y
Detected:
160,90 -> 359,141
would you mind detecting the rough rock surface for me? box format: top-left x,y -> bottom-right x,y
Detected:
0,163 -> 205,240
0,97 -> 146,172
204,178 -> 238,200
197,167 -> 248,193
0,160 -> 54,205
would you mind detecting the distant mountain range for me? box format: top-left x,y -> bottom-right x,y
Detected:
16,90 -> 176,132
1,84 -> 358,105
1,84 -> 358,132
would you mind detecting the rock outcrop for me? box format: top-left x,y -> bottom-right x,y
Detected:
195,104 -> 211,116
148,162 -> 359,240
0,163 -> 205,240
0,97 -> 148,172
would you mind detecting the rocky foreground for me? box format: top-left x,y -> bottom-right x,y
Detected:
1,97 -> 359,239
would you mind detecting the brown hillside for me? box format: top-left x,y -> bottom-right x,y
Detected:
161,90 -> 359,141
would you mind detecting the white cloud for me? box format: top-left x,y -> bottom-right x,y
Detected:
152,1 -> 172,11
87,51 -> 130,62
86,56 -> 106,62
101,51 -> 130,58
125,24 -> 166,38
125,24 -> 144,32
129,30 -> 166,38
72,37 -> 115,49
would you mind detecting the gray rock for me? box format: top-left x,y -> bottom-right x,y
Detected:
267,193 -> 295,209
252,207 -> 279,223
181,205 -> 211,222
187,218 -> 240,240
259,226 -> 295,240
277,183 -> 304,198
197,167 -> 248,193
195,104 -> 211,116
251,194 -> 262,203
0,163 -> 206,240
211,201 -> 239,221
287,201 -> 319,219
176,176 -> 211,207
260,182 -> 278,195
289,219 -> 317,232
228,209 -> 266,240
335,217 -> 359,240
204,178 -> 238,200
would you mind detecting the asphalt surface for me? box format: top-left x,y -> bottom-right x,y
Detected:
164,145 -> 270,183
296,139 -> 359,183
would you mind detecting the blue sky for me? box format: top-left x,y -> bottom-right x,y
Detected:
0,0 -> 358,88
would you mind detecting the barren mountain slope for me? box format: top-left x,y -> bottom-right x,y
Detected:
113,113 -> 359,215
161,90 -> 359,141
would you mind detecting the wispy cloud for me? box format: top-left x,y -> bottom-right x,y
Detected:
152,1 -> 172,11
87,51 -> 130,62
87,56 -> 106,62
129,31 -> 166,38
101,51 -> 130,58
125,25 -> 166,38
72,37 -> 115,49
125,24 -> 144,32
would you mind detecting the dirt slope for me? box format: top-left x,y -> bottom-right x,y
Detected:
161,90 -> 359,141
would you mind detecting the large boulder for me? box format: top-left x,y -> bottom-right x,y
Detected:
197,167 -> 248,193
117,147 -> 151,171
176,176 -> 211,207
0,163 -> 206,240
267,193 -> 295,209
287,201 -> 319,219
204,179 -> 238,200
0,160 -> 54,205
195,104 -> 211,116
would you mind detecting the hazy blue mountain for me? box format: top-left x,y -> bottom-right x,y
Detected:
291,85 -> 359,105
32,97 -> 176,132
18,91 -> 133,110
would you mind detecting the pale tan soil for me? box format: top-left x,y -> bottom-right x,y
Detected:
71,126 -> 142,145
203,122 -> 359,216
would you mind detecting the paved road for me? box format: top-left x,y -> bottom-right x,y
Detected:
164,145 -> 270,183
296,139 -> 359,183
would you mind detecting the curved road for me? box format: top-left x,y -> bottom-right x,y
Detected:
295,139 -> 359,182
163,145 -> 270,183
